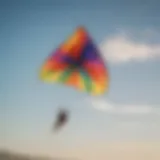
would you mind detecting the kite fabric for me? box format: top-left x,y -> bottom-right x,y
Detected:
40,26 -> 109,95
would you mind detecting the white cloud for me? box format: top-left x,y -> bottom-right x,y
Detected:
87,98 -> 159,115
99,33 -> 160,64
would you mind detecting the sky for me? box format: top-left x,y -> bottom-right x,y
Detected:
0,0 -> 160,160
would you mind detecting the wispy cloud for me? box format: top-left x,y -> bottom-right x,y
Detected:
99,32 -> 160,64
87,98 -> 159,115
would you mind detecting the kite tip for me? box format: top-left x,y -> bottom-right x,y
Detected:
76,25 -> 87,32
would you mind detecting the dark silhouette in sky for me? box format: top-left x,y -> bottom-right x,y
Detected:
53,108 -> 69,132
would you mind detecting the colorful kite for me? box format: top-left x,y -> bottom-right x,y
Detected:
39,26 -> 109,95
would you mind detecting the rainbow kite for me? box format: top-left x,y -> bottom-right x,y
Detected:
40,26 -> 109,95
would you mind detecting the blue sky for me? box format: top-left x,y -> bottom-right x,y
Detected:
0,0 -> 160,159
